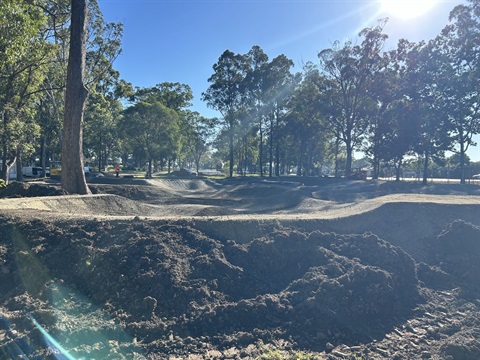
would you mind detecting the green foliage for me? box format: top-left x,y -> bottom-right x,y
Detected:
256,348 -> 320,360
121,101 -> 180,167
0,0 -> 55,181
0,179 -> 6,189
318,20 -> 388,176
133,82 -> 193,111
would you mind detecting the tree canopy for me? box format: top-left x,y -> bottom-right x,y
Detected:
1,0 -> 479,185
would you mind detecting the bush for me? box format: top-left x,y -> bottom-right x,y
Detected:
0,179 -> 5,189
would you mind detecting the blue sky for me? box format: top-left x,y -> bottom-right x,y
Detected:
99,0 -> 479,162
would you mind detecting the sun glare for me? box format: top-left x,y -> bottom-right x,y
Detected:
379,0 -> 439,20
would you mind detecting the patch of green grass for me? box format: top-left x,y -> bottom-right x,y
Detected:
256,344 -> 321,360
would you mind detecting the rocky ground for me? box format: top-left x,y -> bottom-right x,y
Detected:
0,176 -> 479,359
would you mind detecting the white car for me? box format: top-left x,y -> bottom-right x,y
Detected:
472,174 -> 480,179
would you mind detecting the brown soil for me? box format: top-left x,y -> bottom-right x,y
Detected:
0,177 -> 479,359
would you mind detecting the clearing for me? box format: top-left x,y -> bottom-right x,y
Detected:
0,177 -> 479,359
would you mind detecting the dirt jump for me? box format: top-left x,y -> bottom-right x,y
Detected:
0,177 -> 479,359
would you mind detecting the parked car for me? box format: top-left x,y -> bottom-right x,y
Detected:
472,174 -> 480,179
22,166 -> 50,177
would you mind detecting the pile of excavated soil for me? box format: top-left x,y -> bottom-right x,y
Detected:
0,182 -> 66,198
0,179 -> 479,359
0,217 -> 420,358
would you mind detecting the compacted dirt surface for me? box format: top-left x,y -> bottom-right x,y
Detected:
0,177 -> 479,359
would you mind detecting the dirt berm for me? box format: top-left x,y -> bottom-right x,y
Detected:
0,178 -> 479,359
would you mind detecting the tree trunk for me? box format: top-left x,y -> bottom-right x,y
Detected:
275,143 -> 280,177
1,148 -> 7,183
195,159 -> 200,174
345,141 -> 353,178
422,150 -> 429,185
275,112 -> 280,177
373,149 -> 379,180
98,132 -> 102,172
41,136 -> 47,178
228,123 -> 234,178
259,122 -> 263,177
297,138 -> 305,177
395,159 -> 402,182
1,110 -> 8,182
460,142 -> 466,185
269,114 -> 273,177
334,135 -> 339,178
2,158 -> 16,185
61,0 -> 90,194
15,147 -> 24,182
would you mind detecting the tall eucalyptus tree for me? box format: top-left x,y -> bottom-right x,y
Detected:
318,22 -> 388,176
243,46 -> 269,176
262,54 -> 295,177
285,67 -> 323,176
402,40 -> 451,184
61,0 -> 90,194
0,0 -> 54,183
202,50 -> 250,177
182,111 -> 217,174
433,0 -> 480,183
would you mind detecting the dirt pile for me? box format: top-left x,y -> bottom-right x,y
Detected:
428,220 -> 480,299
0,182 -> 66,198
0,216 -> 421,358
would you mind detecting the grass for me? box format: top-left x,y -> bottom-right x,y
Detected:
257,349 -> 321,360
256,341 -> 322,360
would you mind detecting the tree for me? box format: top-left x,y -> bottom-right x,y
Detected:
285,67 -> 324,176
121,101 -> 179,176
363,43 -> 413,179
61,0 -> 90,194
403,41 -> 451,184
133,82 -> 193,111
433,0 -> 480,183
83,87 -> 122,171
380,100 -> 419,181
129,82 -> 193,171
202,50 -> 249,177
243,46 -> 269,176
182,111 -> 217,173
262,54 -> 295,177
0,0 -> 54,183
34,0 -> 71,179
318,22 -> 388,176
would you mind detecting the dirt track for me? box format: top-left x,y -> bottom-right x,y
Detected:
0,178 -> 479,359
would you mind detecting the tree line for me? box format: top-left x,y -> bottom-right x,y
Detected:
203,1 -> 479,184
1,0 -> 479,193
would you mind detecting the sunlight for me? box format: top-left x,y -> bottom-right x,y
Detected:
379,0 -> 439,20
271,2 -> 377,51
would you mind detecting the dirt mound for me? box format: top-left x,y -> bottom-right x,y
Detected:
0,194 -> 165,217
312,180 -> 480,203
439,327 -> 480,360
0,182 -> 66,198
0,217 -> 420,357
428,220 -> 480,299
87,176 -> 151,186
187,230 -> 419,347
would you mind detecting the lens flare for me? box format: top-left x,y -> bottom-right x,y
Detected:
379,0 -> 439,20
